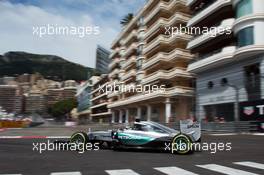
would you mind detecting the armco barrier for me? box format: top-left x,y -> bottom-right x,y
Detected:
0,121 -> 29,128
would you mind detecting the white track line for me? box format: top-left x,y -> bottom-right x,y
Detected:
105,169 -> 141,175
234,161 -> 264,170
154,166 -> 199,175
251,133 -> 264,136
197,164 -> 259,175
50,172 -> 81,175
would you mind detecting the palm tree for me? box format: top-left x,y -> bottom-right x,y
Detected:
120,13 -> 134,27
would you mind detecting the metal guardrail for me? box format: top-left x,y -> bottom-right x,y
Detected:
77,121 -> 261,133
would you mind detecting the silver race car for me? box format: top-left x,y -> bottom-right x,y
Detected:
70,119 -> 201,154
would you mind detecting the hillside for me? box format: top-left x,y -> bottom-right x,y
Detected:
0,51 -> 94,81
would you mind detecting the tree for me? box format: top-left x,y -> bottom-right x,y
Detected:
49,98 -> 77,120
120,13 -> 134,27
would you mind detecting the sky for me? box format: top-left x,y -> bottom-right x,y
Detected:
0,0 -> 146,68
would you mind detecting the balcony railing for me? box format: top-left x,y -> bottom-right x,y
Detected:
145,12 -> 190,39
187,0 -> 232,27
109,48 -> 119,59
144,33 -> 191,54
187,18 -> 235,49
120,69 -> 136,81
142,48 -> 193,70
122,30 -> 137,46
188,46 -> 236,72
123,43 -> 137,58
144,0 -> 187,25
142,67 -> 192,84
109,68 -> 120,78
122,56 -> 136,70
109,58 -> 120,70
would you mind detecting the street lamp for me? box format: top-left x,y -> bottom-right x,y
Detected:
221,78 -> 240,121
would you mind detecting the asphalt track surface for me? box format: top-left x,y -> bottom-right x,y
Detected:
0,134 -> 263,175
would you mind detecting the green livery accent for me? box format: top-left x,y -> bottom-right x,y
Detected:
117,132 -> 155,145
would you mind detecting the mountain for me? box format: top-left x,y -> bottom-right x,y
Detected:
0,51 -> 94,81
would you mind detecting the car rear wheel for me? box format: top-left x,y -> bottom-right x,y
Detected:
70,132 -> 88,150
171,134 -> 192,155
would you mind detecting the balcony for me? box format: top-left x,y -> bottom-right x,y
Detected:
142,48 -> 193,70
109,58 -> 120,70
144,0 -> 187,25
90,111 -> 112,117
122,56 -> 136,70
145,12 -> 190,39
108,80 -> 119,87
109,68 -> 120,78
142,67 -> 193,84
91,93 -> 107,101
234,45 -> 264,59
120,69 -> 136,81
90,102 -> 108,109
187,0 -> 232,27
107,90 -> 120,98
144,33 -> 191,54
187,18 -> 235,49
109,48 -> 119,59
108,86 -> 194,108
122,30 -> 137,46
123,43 -> 137,58
187,46 -> 236,73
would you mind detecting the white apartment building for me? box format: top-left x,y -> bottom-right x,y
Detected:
108,0 -> 195,123
187,0 -> 264,122
90,74 -> 112,123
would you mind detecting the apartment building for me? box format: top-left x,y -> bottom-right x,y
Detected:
108,0 -> 195,123
95,45 -> 111,74
187,0 -> 264,122
76,76 -> 100,121
0,85 -> 22,113
90,74 -> 111,123
46,81 -> 77,107
24,91 -> 46,114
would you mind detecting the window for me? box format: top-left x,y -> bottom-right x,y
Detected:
236,0 -> 252,18
244,63 -> 261,100
221,78 -> 228,86
207,81 -> 214,89
237,26 -> 254,47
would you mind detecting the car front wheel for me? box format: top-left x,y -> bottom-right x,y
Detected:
171,134 -> 192,154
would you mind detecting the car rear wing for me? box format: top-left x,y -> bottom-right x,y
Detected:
180,119 -> 201,142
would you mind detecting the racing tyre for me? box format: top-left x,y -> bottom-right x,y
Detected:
70,132 -> 88,150
171,134 -> 192,155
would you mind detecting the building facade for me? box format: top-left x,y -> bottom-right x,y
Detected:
108,0 -> 195,123
24,91 -> 46,114
76,76 -> 100,121
46,81 -> 77,108
187,0 -> 264,122
90,74 -> 111,123
0,85 -> 22,113
96,45 -> 111,74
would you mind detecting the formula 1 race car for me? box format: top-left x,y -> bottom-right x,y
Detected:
70,119 -> 201,154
